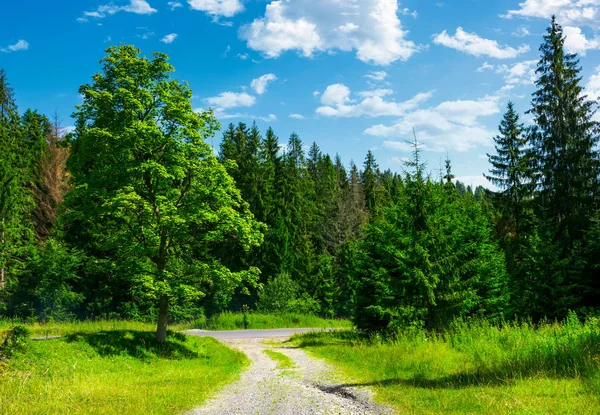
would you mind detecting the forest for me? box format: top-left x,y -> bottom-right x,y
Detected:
0,17 -> 599,342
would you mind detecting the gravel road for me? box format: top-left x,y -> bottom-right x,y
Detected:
186,331 -> 392,415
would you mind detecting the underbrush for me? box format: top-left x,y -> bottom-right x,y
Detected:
292,314 -> 600,414
0,327 -> 247,415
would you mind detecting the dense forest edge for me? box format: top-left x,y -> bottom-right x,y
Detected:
0,16 -> 599,344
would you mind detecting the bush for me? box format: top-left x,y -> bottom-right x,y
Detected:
257,272 -> 320,315
0,325 -> 30,361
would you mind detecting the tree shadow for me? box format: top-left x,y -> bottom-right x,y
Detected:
65,330 -> 200,360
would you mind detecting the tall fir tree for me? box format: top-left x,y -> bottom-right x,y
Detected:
525,17 -> 600,317
529,17 -> 599,244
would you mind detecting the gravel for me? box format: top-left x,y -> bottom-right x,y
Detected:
188,336 -> 392,415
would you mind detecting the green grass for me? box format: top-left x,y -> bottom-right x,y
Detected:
0,327 -> 247,414
188,312 -> 351,331
291,315 -> 600,414
0,319 -> 192,338
263,349 -> 295,369
0,313 -> 350,337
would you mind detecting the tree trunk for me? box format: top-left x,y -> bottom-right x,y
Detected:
156,294 -> 169,342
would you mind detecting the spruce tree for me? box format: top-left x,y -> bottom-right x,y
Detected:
0,70 -> 33,302
529,17 -> 599,244
486,102 -> 532,241
362,150 -> 380,214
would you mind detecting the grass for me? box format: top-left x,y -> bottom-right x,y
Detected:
188,312 -> 351,331
264,349 -> 295,369
0,326 -> 247,414
291,315 -> 600,414
0,313 -> 350,337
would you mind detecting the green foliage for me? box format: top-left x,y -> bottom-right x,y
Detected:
257,272 -> 320,315
64,45 -> 263,339
24,239 -> 84,320
0,325 -> 29,360
354,140 -> 508,334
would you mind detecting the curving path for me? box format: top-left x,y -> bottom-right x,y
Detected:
185,330 -> 392,415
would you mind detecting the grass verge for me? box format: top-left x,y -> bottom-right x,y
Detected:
0,328 -> 247,414
189,312 -> 351,331
291,316 -> 600,414
0,313 -> 350,337
264,349 -> 295,369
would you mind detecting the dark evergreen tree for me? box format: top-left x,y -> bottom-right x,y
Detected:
524,17 -> 600,316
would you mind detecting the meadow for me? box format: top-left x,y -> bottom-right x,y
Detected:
292,314 -> 600,414
0,313 -> 347,414
0,327 -> 247,415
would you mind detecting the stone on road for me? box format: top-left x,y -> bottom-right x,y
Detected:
186,329 -> 392,415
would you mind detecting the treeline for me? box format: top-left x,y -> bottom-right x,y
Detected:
0,18 -> 599,335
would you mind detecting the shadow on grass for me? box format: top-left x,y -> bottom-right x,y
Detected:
65,330 -> 200,360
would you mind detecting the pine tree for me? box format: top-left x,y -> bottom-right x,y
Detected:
529,17 -> 599,244
0,70 -> 33,300
524,17 -> 600,317
486,102 -> 532,242
362,150 -> 380,214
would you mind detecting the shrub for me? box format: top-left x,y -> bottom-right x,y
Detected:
0,325 -> 30,361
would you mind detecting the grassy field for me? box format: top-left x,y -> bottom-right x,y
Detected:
291,315 -> 600,414
0,326 -> 247,415
0,313 -> 350,337
264,349 -> 295,369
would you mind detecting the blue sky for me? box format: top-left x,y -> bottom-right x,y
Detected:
2,0 -> 600,188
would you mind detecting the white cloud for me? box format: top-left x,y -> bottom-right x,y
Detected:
504,0 -> 600,29
260,114 -> 277,122
80,0 -> 156,21
206,92 -> 257,108
364,70 -> 388,81
251,73 -> 278,95
237,53 -> 249,60
563,26 -> 600,55
365,94 -> 501,152
317,83 -> 433,118
160,33 -> 178,44
433,27 -> 530,59
0,39 -> 29,53
321,84 -> 352,106
477,62 -> 495,72
512,26 -> 531,37
496,60 -> 538,86
289,113 -> 305,119
400,8 -> 418,19
168,1 -> 183,10
338,23 -> 359,33
239,0 -> 420,65
587,65 -> 600,100
188,0 -> 244,18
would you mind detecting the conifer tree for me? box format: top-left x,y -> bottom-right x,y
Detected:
0,70 -> 33,300
486,102 -> 532,242
529,17 -> 599,244
362,150 -> 380,214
